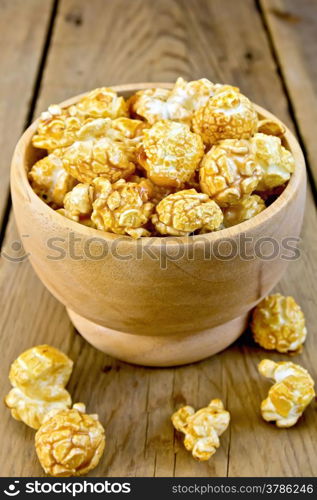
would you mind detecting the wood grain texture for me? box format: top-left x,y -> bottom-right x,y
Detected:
260,0 -> 317,188
0,0 -> 54,228
0,0 -> 316,477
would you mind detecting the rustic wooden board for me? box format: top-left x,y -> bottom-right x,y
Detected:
0,0 -> 54,230
0,0 -> 316,477
260,0 -> 317,189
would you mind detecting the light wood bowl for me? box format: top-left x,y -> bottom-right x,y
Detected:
10,84 -> 306,366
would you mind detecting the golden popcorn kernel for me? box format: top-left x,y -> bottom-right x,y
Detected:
152,189 -> 223,236
223,194 -> 265,227
258,360 -> 315,428
35,403 -> 105,477
63,184 -> 94,222
130,78 -> 215,125
29,154 -> 76,207
139,120 -> 204,188
75,87 -> 128,119
91,178 -> 154,238
199,139 -> 262,207
251,294 -> 307,353
32,105 -> 83,151
5,345 -> 73,429
252,133 -> 295,190
257,119 -> 285,138
171,399 -> 230,461
192,85 -> 258,146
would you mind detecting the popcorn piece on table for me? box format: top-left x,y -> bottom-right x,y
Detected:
5,345 -> 73,429
29,154 -> 76,207
74,87 -> 128,119
192,85 -> 258,146
152,189 -> 223,236
32,105 -> 83,152
130,78 -> 215,125
35,403 -> 105,477
171,399 -> 230,461
223,194 -> 265,227
258,360 -> 315,428
252,133 -> 295,190
91,178 -> 154,238
139,120 -> 204,188
251,294 -> 307,353
199,139 -> 262,207
62,183 -> 94,222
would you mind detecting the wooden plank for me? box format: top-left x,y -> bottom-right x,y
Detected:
0,0 -> 54,230
260,0 -> 317,189
0,0 -> 316,477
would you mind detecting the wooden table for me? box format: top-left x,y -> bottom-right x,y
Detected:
0,0 -> 316,477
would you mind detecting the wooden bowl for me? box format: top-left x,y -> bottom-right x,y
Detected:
10,84 -> 306,366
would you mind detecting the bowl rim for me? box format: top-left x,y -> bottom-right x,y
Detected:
11,82 -> 306,248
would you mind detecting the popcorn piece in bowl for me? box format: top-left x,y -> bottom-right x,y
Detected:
75,87 -> 128,120
192,85 -> 258,146
32,105 -> 83,152
258,360 -> 315,428
62,183 -> 94,222
29,154 -> 76,207
35,403 -> 105,477
251,294 -> 307,353
91,178 -> 154,238
130,78 -> 215,124
152,189 -> 223,236
257,119 -> 285,138
223,194 -> 265,227
139,120 -> 204,187
171,399 -> 230,461
199,139 -> 262,207
252,133 -> 295,190
5,345 -> 73,429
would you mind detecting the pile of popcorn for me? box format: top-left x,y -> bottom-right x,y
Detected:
29,78 -> 294,238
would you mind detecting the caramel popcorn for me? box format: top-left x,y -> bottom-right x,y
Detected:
91,178 -> 154,238
171,399 -> 230,461
257,119 -> 285,138
192,85 -> 258,146
251,294 -> 307,353
152,189 -> 223,236
35,403 -> 105,477
29,154 -> 76,206
32,105 -> 83,151
252,133 -> 295,190
63,184 -> 94,222
5,345 -> 73,429
258,360 -> 315,428
131,78 -> 215,124
75,87 -> 128,119
199,139 -> 262,206
139,120 -> 204,187
223,194 -> 265,227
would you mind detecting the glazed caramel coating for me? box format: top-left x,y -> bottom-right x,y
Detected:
251,294 -> 307,353
223,194 -> 265,227
258,360 -> 315,428
63,184 -> 94,222
131,78 -> 215,125
152,189 -> 223,236
32,105 -> 83,152
171,399 -> 230,461
75,87 -> 128,119
192,85 -> 258,146
252,133 -> 295,190
29,154 -> 76,207
91,178 -> 154,238
257,119 -> 285,138
199,139 -> 262,207
140,120 -> 204,188
5,345 -> 73,429
35,403 -> 105,477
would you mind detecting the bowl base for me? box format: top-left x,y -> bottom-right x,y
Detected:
67,309 -> 249,367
